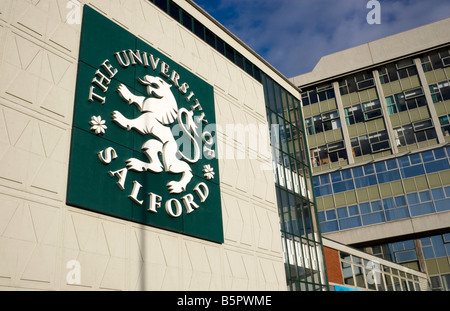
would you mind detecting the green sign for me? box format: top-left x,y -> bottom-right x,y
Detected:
67,5 -> 223,243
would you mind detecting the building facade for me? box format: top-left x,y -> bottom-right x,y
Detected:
291,18 -> 450,291
0,0 -> 328,291
323,238 -> 429,291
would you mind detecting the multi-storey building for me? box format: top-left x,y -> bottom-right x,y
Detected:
0,0 -> 329,291
0,0 -> 441,293
291,17 -> 450,290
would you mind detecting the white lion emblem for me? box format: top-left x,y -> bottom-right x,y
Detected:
112,75 -> 200,194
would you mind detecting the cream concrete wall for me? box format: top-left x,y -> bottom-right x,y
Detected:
291,17 -> 450,87
0,0 -> 286,291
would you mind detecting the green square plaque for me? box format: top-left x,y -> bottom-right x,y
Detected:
67,5 -> 223,243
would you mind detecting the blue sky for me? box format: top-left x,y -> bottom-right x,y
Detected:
193,0 -> 450,78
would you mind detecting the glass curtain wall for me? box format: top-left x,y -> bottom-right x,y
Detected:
262,73 -> 329,291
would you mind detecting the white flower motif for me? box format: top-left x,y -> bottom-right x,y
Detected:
89,115 -> 107,135
202,164 -> 215,180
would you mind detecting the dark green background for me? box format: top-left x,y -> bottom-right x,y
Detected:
67,5 -> 223,243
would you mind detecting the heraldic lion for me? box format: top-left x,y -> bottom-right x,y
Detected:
112,75 -> 199,194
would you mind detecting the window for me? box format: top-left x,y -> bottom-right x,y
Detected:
316,84 -> 335,101
339,78 -> 357,95
379,59 -> 418,84
351,131 -> 390,157
429,81 -> 450,103
439,115 -> 450,136
311,141 -> 347,167
394,121 -> 437,147
355,71 -> 375,90
321,111 -> 341,131
305,110 -> 341,135
225,44 -> 235,62
181,11 -> 192,30
301,84 -> 334,106
205,28 -> 216,48
385,88 -> 427,114
305,118 -> 314,135
421,48 -> 450,72
363,100 -> 383,120
345,100 -> 382,124
169,1 -> 180,20
154,0 -> 168,12
193,18 -> 204,39
344,104 -> 364,125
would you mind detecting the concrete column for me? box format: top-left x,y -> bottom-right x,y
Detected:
414,239 -> 430,282
372,69 -> 399,154
332,82 -> 354,164
414,58 -> 446,144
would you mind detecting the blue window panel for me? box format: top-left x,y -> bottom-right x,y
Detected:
385,206 -> 410,221
341,169 -> 352,180
345,179 -> 355,191
316,184 -> 332,197
375,161 -> 387,173
318,211 -> 326,222
424,158 -> 450,173
359,202 -> 371,214
394,195 -> 407,207
313,176 -> 321,187
395,250 -> 417,263
433,148 -> 446,160
419,190 -> 431,202
421,237 -> 432,246
422,246 -> 435,259
398,156 -> 411,168
391,241 -> 405,252
331,171 -> 342,182
383,198 -> 395,210
446,146 -> 450,157
367,174 -> 378,186
348,205 -> 359,216
421,150 -> 435,162
435,198 -> 450,212
409,202 -> 435,217
337,207 -> 348,218
386,159 -> 398,170
444,233 -> 450,243
352,166 -> 364,178
333,180 -> 354,193
362,211 -> 385,226
320,220 -> 339,233
377,169 -> 401,183
445,186 -> 450,198
363,164 -> 375,175
354,177 -> 368,188
339,216 -> 362,230
403,240 -> 415,250
371,200 -> 383,211
400,164 -> 425,179
407,193 -> 420,205
431,187 -> 445,200
409,153 -> 422,165
320,174 -> 330,185
326,209 -> 337,220
431,235 -> 447,258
